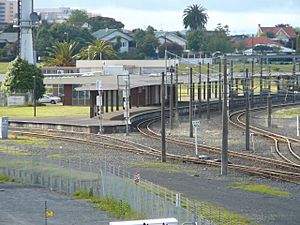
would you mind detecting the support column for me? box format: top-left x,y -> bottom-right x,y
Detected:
207,63 -> 210,120
222,59 -> 228,175
218,61 -> 222,111
267,95 -> 272,128
198,63 -> 202,118
251,59 -> 255,108
214,81 -> 218,98
245,69 -> 250,151
110,90 -> 114,112
161,72 -> 166,162
189,67 -> 193,138
105,91 -> 108,113
116,90 -> 119,111
260,58 -> 263,97
203,82 -> 206,100
229,61 -> 234,111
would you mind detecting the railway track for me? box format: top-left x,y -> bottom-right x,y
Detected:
10,126 -> 300,184
229,106 -> 300,166
136,116 -> 300,184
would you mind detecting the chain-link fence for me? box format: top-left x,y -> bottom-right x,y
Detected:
0,146 -> 245,225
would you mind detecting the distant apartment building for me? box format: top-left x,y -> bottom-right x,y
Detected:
0,0 -> 17,23
35,7 -> 72,23
35,7 -> 101,24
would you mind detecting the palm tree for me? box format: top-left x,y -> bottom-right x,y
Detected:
78,40 -> 116,60
44,41 -> 78,66
183,4 -> 208,31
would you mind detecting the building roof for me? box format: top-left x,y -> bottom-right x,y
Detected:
155,31 -> 187,43
243,37 -> 283,48
92,29 -> 133,41
0,32 -> 18,43
259,25 -> 297,38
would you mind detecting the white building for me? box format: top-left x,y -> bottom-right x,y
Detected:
0,0 -> 17,23
35,7 -> 72,23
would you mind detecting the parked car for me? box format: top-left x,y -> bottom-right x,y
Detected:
38,94 -> 61,104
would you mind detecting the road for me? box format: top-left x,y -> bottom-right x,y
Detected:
0,183 -> 111,225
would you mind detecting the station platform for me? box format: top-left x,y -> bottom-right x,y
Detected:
8,106 -> 159,134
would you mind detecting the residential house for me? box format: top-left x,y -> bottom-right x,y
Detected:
92,29 -> 134,53
257,24 -> 297,49
155,31 -> 187,50
233,36 -> 295,55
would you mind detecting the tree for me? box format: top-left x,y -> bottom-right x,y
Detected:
187,30 -> 206,51
44,41 -> 78,66
133,26 -> 159,58
2,57 -> 45,98
78,40 -> 116,60
158,42 -> 183,58
183,4 -> 208,30
88,16 -> 124,32
35,22 -> 95,60
67,9 -> 89,27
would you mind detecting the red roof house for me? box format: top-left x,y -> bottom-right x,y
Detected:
243,37 -> 283,48
257,24 -> 297,41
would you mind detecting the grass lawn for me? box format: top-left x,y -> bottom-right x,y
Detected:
271,107 -> 300,119
0,62 -> 9,74
0,106 -> 90,118
231,182 -> 291,197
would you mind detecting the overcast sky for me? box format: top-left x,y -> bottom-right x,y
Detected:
34,0 -> 300,34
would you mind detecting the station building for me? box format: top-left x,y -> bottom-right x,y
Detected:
42,60 -> 178,117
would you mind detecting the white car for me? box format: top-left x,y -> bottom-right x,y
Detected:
38,94 -> 61,104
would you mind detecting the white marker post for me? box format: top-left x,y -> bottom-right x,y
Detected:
96,80 -> 103,134
192,120 -> 200,157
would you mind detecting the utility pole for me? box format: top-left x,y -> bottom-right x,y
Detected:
169,65 -> 174,129
124,79 -> 129,136
251,59 -> 255,108
260,58 -> 263,97
189,67 -> 193,138
207,63 -> 210,120
175,63 -> 179,119
267,95 -> 272,128
96,80 -> 103,134
293,58 -> 296,102
229,61 -> 234,112
221,58 -> 228,175
161,72 -> 166,162
198,63 -> 202,119
245,69 -> 250,151
218,61 -> 222,111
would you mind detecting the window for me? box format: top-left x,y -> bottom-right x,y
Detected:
122,42 -> 127,47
